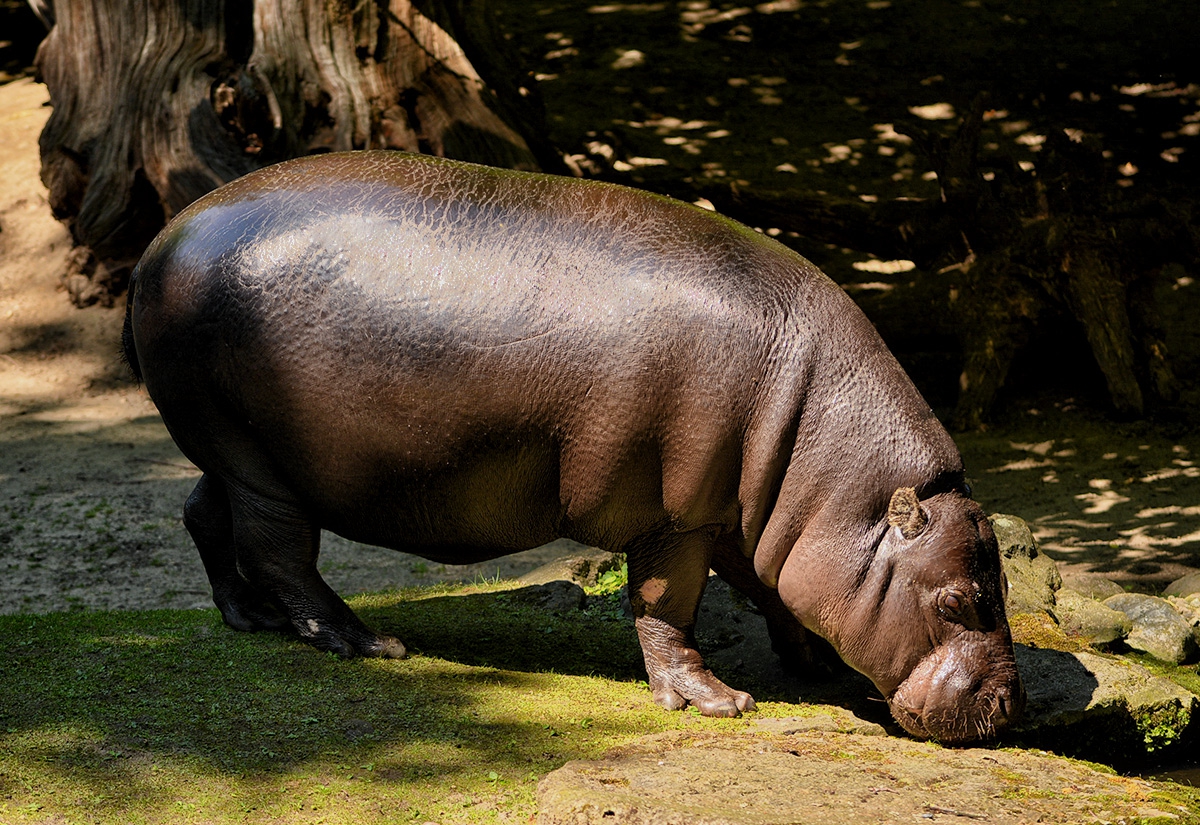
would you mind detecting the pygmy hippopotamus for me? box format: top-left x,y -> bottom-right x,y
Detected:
123,150 -> 1024,743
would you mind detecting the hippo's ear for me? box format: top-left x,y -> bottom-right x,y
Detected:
888,487 -> 928,540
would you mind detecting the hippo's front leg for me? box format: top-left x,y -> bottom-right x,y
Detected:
628,530 -> 757,718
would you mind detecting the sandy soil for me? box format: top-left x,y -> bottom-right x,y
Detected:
0,75 -> 565,615
1,76 -> 1198,618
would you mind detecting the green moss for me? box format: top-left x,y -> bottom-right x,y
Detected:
1127,653 -> 1200,698
1137,704 -> 1192,751
1109,653 -> 1200,753
1009,611 -> 1092,653
990,765 -> 1033,786
584,559 -> 628,597
998,787 -> 1066,800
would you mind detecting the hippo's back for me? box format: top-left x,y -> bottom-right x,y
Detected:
131,151 -> 822,344
126,151 -> 912,556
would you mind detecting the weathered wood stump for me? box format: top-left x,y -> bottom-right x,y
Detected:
34,0 -> 555,305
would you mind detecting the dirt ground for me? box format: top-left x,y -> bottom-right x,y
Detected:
0,75 -> 568,614
0,66 -> 1198,617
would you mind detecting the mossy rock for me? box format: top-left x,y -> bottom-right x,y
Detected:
990,514 -> 1062,617
1009,611 -> 1089,653
520,543 -> 622,587
1014,645 -> 1199,760
1054,588 -> 1131,646
537,729 -> 1197,824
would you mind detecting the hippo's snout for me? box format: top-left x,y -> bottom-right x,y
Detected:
887,636 -> 1025,744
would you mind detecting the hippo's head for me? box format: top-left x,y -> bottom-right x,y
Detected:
780,487 -> 1025,744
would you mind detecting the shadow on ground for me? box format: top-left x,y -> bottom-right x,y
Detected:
955,405 -> 1200,588
0,587 -> 828,821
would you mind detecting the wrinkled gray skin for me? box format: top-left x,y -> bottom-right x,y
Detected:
124,151 -> 1024,743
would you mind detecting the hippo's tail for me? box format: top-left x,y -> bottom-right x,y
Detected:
121,272 -> 142,382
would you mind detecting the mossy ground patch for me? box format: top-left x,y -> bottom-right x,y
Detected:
0,583 -> 797,824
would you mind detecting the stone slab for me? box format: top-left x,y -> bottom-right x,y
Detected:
537,730 -> 1181,824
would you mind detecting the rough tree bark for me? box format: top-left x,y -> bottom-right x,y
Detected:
34,0 -> 558,306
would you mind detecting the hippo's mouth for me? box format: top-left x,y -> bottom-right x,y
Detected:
887,643 -> 1025,745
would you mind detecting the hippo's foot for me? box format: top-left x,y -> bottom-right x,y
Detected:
220,586 -> 407,659
212,581 -> 408,665
187,473 -> 409,661
636,616 -> 756,718
213,581 -> 291,633
289,608 -> 408,660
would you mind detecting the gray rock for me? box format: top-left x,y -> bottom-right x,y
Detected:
519,542 -> 621,587
1164,593 -> 1200,661
1015,644 -> 1198,753
990,513 -> 1061,616
536,729 -> 1182,824
506,580 -> 587,614
990,512 -> 1039,558
1104,593 -> 1199,664
1059,573 -> 1125,600
1166,594 -> 1200,647
1163,570 -> 1200,598
1052,588 -> 1130,645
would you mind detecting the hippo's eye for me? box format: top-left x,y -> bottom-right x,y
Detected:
938,589 -> 966,619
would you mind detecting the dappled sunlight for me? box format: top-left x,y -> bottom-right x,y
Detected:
1120,523 -> 1200,552
516,0 -> 958,204
678,3 -> 751,39
587,3 -> 669,14
962,429 -> 1200,581
1076,479 -> 1130,515
610,48 -> 645,69
851,259 -> 914,274
0,592 -> 753,822
908,102 -> 956,121
841,257 -> 914,294
509,0 -> 1200,243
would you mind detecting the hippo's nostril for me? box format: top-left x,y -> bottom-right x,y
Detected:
996,689 -> 1013,721
994,683 -> 1025,724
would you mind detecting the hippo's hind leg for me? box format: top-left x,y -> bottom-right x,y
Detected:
628,529 -> 756,718
709,541 -> 841,677
189,475 -> 405,659
185,474 -> 289,632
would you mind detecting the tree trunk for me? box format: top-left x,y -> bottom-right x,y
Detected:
35,0 -> 554,306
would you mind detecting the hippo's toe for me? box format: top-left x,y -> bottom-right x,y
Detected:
648,666 -> 757,718
366,635 -> 408,659
651,685 -> 689,712
692,691 -> 756,718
